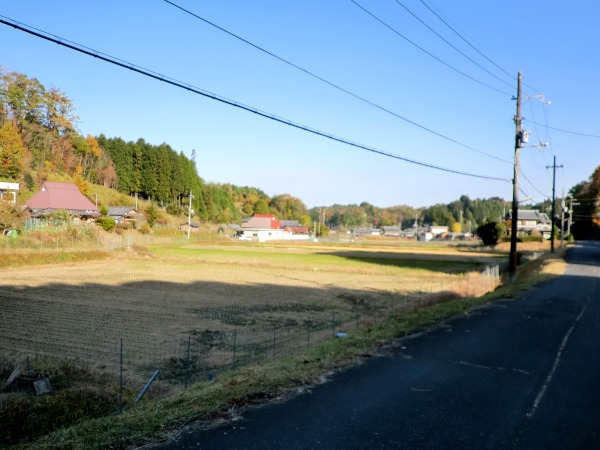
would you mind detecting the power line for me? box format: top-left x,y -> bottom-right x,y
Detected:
523,119 -> 600,138
418,0 -> 540,93
0,15 -> 510,183
351,0 -> 512,96
162,0 -> 511,164
520,169 -> 550,198
391,0 -> 514,90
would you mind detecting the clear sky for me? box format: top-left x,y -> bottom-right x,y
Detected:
1,1 -> 598,208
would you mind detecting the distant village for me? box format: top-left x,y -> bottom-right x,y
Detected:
1,181 -> 553,242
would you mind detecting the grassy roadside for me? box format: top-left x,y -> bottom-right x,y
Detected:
11,249 -> 567,450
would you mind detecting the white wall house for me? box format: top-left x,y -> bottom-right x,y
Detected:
237,214 -> 309,242
0,182 -> 19,204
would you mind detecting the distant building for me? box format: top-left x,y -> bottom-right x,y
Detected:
26,182 -> 99,218
237,214 -> 309,241
506,210 -> 552,238
106,206 -> 143,224
0,182 -> 19,204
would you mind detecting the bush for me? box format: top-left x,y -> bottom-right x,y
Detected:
518,235 -> 542,242
477,222 -> 506,246
96,217 -> 116,231
166,204 -> 185,216
99,205 -> 109,215
50,209 -> 71,222
0,199 -> 26,232
139,223 -> 152,234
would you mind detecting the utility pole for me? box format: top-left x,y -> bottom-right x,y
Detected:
567,196 -> 578,239
509,72 -> 522,282
546,156 -> 563,253
187,190 -> 194,240
560,194 -> 565,248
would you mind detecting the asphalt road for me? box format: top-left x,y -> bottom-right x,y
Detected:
157,242 -> 600,449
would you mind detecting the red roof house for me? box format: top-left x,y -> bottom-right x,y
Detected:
242,214 -> 283,230
26,181 -> 99,217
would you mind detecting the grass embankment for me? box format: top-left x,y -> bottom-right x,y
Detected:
11,249 -> 567,450
0,250 -> 110,269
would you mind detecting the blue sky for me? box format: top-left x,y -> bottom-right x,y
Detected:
1,0 -> 598,208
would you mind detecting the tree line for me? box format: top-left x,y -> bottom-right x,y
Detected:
1,68 -> 599,235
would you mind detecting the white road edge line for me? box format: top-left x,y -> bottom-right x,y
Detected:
526,283 -> 594,419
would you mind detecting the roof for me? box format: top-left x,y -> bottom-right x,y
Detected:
26,182 -> 98,213
106,206 -> 140,217
280,220 -> 300,227
242,214 -> 283,229
284,226 -> 309,234
507,210 -> 550,223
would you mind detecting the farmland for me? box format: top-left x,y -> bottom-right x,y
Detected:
0,240 -> 510,446
0,242 -> 502,383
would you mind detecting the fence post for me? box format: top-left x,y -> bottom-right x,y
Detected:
119,339 -> 123,413
185,336 -> 191,390
232,329 -> 237,369
27,356 -> 34,437
331,311 -> 335,337
272,326 -> 277,360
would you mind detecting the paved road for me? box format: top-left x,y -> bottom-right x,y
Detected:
158,242 -> 600,449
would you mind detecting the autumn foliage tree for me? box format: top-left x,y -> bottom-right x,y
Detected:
0,121 -> 25,178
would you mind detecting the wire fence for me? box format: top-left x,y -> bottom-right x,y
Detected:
0,263 -> 503,444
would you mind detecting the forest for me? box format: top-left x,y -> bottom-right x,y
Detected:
1,68 -> 598,235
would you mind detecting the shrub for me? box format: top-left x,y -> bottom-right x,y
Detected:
0,199 -> 26,232
166,204 -> 185,216
139,223 -> 152,234
50,209 -> 71,222
518,235 -> 542,242
99,205 -> 109,215
96,217 -> 116,231
477,222 -> 506,246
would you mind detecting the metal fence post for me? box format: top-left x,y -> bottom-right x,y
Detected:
27,356 -> 34,437
119,339 -> 123,413
331,311 -> 335,337
272,326 -> 277,361
185,336 -> 191,390
232,329 -> 237,369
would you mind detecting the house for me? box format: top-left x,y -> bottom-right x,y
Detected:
236,214 -> 309,241
280,220 -> 301,228
282,226 -> 310,240
506,210 -> 552,238
0,182 -> 19,204
179,222 -> 199,233
106,206 -> 142,224
26,181 -> 99,218
381,226 -> 401,237
237,214 -> 284,242
429,225 -> 449,236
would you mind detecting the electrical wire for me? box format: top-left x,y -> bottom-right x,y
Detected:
391,0 -> 514,90
523,119 -> 600,138
418,0 -> 540,93
162,0 -> 511,164
351,0 -> 512,96
520,169 -> 550,198
0,15 -> 511,183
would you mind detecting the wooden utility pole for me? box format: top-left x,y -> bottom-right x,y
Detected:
509,72 -> 522,282
546,156 -> 563,253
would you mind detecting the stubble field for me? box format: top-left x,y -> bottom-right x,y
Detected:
0,242 -> 503,385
